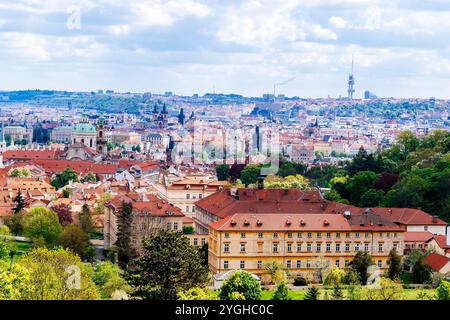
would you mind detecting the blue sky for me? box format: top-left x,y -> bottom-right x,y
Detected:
1,0 -> 450,98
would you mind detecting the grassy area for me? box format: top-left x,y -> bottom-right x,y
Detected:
210,288 -> 435,300
12,241 -> 32,256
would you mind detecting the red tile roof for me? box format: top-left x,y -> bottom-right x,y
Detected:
404,232 -> 435,243
3,150 -> 57,160
209,212 -> 403,232
31,160 -> 117,175
429,234 -> 450,251
423,252 -> 450,272
106,193 -> 184,218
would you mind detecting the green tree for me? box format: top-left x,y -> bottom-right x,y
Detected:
8,168 -> 31,178
81,172 -> 97,183
115,201 -> 135,269
3,212 -> 24,236
51,168 -> 79,189
240,164 -> 261,186
215,164 -> 230,181
351,251 -> 374,285
332,284 -> 343,300
0,261 -> 34,300
182,225 -> 194,235
358,188 -> 385,207
345,171 -> 379,205
0,239 -> 9,261
92,261 -> 131,299
18,247 -> 100,300
79,203 -> 93,234
397,130 -> 420,159
12,190 -> 25,214
60,224 -> 90,258
387,248 -> 402,280
219,271 -> 262,300
304,286 -> 319,300
324,266 -> 345,286
272,282 -> 291,300
178,287 -> 217,300
343,270 -> 360,285
23,207 -> 62,248
127,229 -> 210,300
362,277 -> 403,300
412,260 -> 432,284
436,280 -> 450,300
264,261 -> 286,285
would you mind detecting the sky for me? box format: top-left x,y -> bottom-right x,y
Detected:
1,0 -> 450,98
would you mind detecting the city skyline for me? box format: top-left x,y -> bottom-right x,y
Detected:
1,1 -> 450,98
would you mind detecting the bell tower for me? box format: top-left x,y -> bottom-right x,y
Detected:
96,115 -> 107,155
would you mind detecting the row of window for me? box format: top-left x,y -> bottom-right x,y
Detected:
193,238 -> 207,247
225,242 -> 398,253
186,194 -> 203,199
185,206 -> 196,213
223,259 -> 384,270
226,231 -> 398,239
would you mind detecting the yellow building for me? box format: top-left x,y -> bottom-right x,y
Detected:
208,213 -> 405,276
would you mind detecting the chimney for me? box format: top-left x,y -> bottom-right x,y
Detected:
257,175 -> 265,190
432,216 -> 438,223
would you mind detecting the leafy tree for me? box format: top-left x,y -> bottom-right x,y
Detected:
219,271 -> 262,300
345,171 -> 379,205
127,229 -> 210,300
324,266 -> 345,286
18,247 -> 100,300
0,261 -> 34,299
81,172 -> 97,183
264,261 -> 286,285
92,261 -> 131,299
23,207 -> 62,248
373,172 -> 399,193
358,189 -> 385,207
273,282 -> 291,300
62,189 -> 72,198
346,147 -> 385,176
362,277 -> 403,300
51,168 -> 79,189
240,164 -> 261,186
79,203 -> 93,234
3,212 -> 24,236
50,203 -> 73,226
278,161 -> 307,177
8,168 -> 31,178
215,164 -> 230,181
229,163 -> 245,182
436,280 -> 450,300
182,225 -> 194,235
115,201 -> 135,269
332,284 -> 343,300
178,287 -> 217,300
12,190 -> 25,214
343,270 -> 360,285
264,174 -> 310,189
387,248 -> 403,280
304,286 -> 319,300
60,224 -> 90,258
397,130 -> 420,159
0,239 -> 9,261
351,251 -> 374,285
412,260 -> 432,284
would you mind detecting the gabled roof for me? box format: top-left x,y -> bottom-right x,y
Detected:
423,252 -> 450,272
404,231 -> 435,243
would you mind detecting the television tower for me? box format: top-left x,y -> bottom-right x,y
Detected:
347,55 -> 355,100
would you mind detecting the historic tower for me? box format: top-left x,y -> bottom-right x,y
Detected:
96,115 -> 107,155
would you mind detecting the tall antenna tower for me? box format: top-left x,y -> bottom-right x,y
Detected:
347,55 -> 355,100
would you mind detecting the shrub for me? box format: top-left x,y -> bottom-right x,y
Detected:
219,271 -> 262,300
272,282 -> 291,300
436,280 -> 450,300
